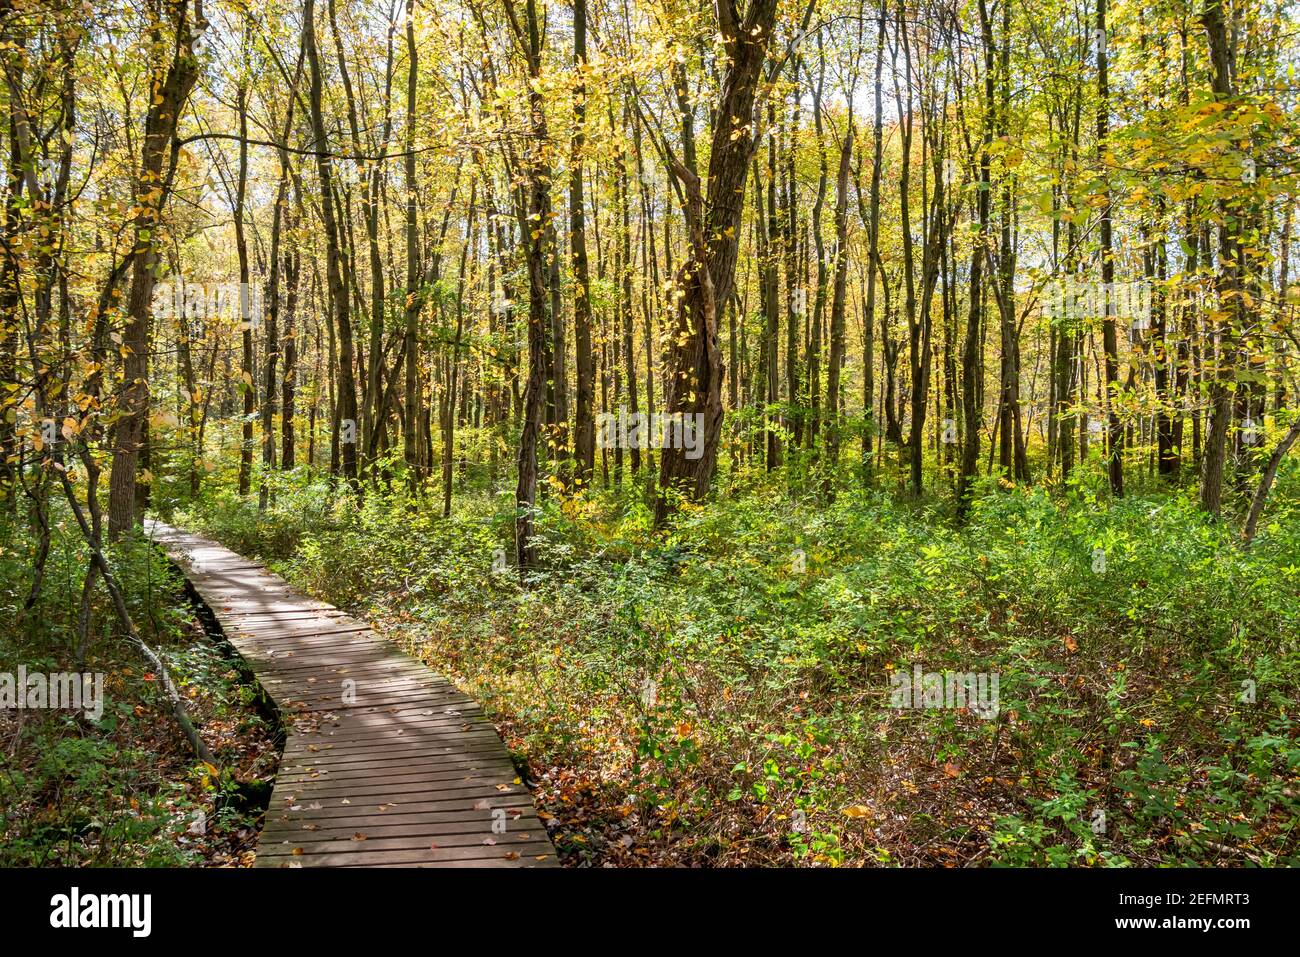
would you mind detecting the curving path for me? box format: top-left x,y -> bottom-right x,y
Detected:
146,520 -> 558,868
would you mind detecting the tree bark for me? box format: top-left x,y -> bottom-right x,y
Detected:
107,0 -> 206,537
570,0 -> 595,488
304,0 -> 358,485
654,0 -> 779,523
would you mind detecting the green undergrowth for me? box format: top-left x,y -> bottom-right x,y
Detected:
0,511 -> 279,866
173,464 -> 1300,867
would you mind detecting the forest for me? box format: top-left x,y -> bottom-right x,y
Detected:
1,0 -> 1298,872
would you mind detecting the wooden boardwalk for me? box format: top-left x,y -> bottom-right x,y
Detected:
146,521 -> 557,868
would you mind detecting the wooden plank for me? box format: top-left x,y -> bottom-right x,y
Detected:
277,756 -> 506,780
146,520 -> 557,869
277,765 -> 520,788
277,757 -> 517,781
264,793 -> 533,822
260,817 -> 545,844
295,752 -> 510,774
360,858 -> 558,868
269,777 -> 526,803
279,736 -> 508,758
257,832 -> 552,858
254,843 -> 557,867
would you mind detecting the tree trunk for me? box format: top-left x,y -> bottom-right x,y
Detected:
304,0 -> 358,485
107,1 -> 206,537
1198,0 -> 1239,516
653,0 -> 778,523
570,0 -> 595,488
1097,0 -> 1124,496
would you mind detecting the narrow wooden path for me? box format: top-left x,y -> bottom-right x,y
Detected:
146,520 -> 557,868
